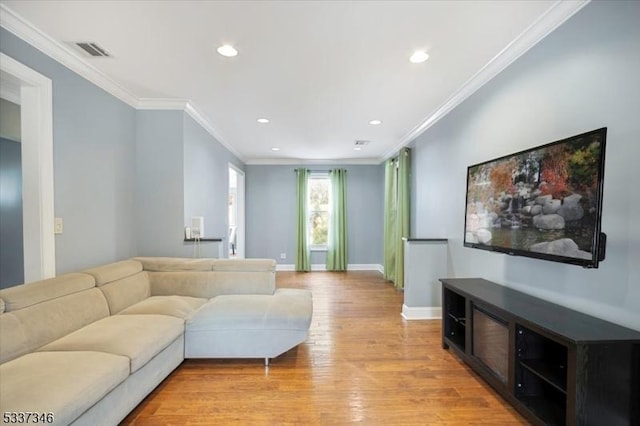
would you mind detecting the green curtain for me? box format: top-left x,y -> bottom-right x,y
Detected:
394,148 -> 411,289
295,168 -> 311,271
383,159 -> 397,282
383,148 -> 410,289
327,169 -> 347,271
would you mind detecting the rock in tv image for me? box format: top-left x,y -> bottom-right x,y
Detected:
464,128 -> 607,268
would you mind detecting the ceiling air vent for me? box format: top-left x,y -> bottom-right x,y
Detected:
75,42 -> 110,57
353,140 -> 370,151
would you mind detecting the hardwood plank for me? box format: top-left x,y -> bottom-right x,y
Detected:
122,271 -> 527,425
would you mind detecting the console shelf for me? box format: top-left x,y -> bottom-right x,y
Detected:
518,359 -> 567,394
440,278 -> 640,426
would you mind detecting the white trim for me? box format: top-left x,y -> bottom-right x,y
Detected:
347,264 -> 383,272
276,264 -> 296,272
136,98 -> 189,110
1,1 -> 589,166
0,77 -> 21,105
228,163 -> 245,259
136,99 -> 245,162
382,0 -> 590,160
245,158 -> 381,166
1,5 -> 245,162
1,53 -> 55,281
0,4 -> 138,108
275,263 -> 382,272
401,305 -> 442,320
184,103 -> 244,161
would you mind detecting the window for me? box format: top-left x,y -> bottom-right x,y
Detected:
308,174 -> 330,249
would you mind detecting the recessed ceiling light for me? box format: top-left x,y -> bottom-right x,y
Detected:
271,147 -> 280,152
257,118 -> 270,124
409,50 -> 429,64
354,147 -> 362,151
369,119 -> 382,125
217,44 -> 238,57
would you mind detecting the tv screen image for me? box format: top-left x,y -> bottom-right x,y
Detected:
464,128 -> 607,268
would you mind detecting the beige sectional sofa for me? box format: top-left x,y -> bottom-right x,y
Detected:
0,257 -> 312,426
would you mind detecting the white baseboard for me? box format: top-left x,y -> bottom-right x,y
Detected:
401,305 -> 442,320
276,263 -> 383,272
347,264 -> 383,272
276,264 -> 296,271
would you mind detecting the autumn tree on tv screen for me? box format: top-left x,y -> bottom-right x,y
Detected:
464,128 -> 606,267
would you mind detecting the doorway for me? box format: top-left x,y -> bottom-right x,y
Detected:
0,53 -> 55,287
0,94 -> 23,287
228,165 -> 245,259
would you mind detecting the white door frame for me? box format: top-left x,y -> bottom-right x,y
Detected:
228,163 -> 245,259
1,53 -> 55,281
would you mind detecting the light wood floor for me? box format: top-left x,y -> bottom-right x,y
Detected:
122,271 -> 528,425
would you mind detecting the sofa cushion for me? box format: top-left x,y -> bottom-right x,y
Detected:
184,288 -> 313,359
118,295 -> 207,319
0,288 -> 109,363
187,288 -> 313,331
211,258 -> 276,272
149,271 -> 276,298
0,297 -> 5,313
0,273 -> 95,312
37,315 -> 184,373
96,271 -> 151,315
83,260 -> 143,285
84,261 -> 150,314
0,351 -> 129,426
0,313 -> 28,364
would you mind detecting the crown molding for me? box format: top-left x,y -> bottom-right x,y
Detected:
134,98 -> 244,160
0,4 -> 139,108
182,102 -> 245,162
1,4 -> 245,162
2,1 -> 589,166
136,98 -> 189,110
136,99 -> 245,161
245,157 -> 381,166
382,0 -> 590,161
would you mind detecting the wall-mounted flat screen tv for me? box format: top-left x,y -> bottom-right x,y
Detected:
464,128 -> 607,268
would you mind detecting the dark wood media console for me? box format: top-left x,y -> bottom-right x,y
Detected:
440,278 -> 640,426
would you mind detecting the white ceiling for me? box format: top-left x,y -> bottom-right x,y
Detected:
0,1 -> 587,164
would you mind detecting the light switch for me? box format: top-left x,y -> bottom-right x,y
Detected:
54,217 -> 63,234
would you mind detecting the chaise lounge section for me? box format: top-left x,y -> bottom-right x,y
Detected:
0,257 -> 312,425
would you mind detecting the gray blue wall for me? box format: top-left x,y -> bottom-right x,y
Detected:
135,110 -> 185,257
0,27 -> 243,276
1,27 -> 138,273
410,1 -> 640,330
0,138 -> 24,288
183,114 -> 244,258
245,164 -> 384,267
136,111 -> 244,258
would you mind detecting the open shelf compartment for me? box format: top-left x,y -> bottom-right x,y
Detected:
515,324 -> 568,424
443,288 -> 466,352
